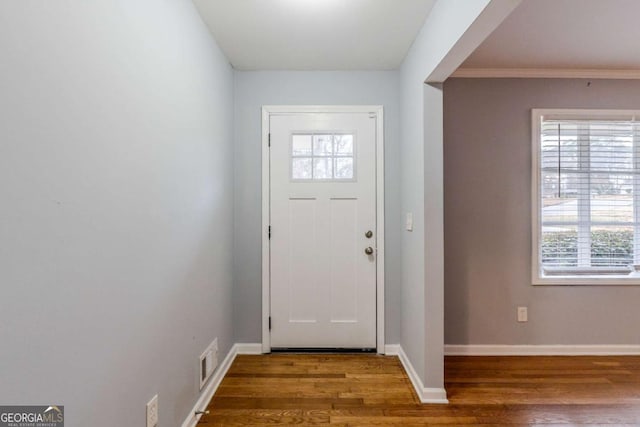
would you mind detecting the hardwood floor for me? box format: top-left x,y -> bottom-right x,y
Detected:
198,354 -> 640,425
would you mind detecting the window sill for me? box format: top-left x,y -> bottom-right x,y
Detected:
534,265 -> 640,285
533,275 -> 640,286
543,266 -> 632,276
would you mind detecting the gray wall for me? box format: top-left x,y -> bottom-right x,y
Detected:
396,0 -> 482,387
422,83 -> 445,386
233,71 -> 401,344
399,33 -> 427,385
444,78 -> 640,345
398,0 -> 509,389
0,2 -> 234,426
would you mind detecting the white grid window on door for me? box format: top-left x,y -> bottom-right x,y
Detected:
291,133 -> 355,181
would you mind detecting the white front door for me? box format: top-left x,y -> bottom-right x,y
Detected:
269,111 -> 378,349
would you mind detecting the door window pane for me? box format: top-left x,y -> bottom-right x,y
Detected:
313,157 -> 333,179
335,158 -> 354,179
292,135 -> 312,156
313,135 -> 333,156
335,135 -> 353,155
291,133 -> 355,181
292,158 -> 312,179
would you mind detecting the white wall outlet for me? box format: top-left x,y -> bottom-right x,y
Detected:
405,212 -> 413,231
199,338 -> 219,390
146,394 -> 158,427
517,306 -> 528,322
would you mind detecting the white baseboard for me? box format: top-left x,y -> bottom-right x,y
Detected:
234,343 -> 263,354
385,344 -> 448,404
445,344 -> 640,356
181,343 -> 263,427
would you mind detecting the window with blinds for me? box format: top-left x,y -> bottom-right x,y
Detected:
532,109 -> 640,284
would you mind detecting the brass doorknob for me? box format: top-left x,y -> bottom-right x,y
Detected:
364,247 -> 374,255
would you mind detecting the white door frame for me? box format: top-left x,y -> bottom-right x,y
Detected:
261,105 -> 385,354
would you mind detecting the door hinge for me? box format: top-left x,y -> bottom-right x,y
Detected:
269,316 -> 271,330
268,133 -> 271,147
268,226 -> 271,239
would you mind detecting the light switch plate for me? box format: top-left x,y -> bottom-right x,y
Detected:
405,212 -> 413,231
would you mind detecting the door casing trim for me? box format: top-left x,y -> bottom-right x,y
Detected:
261,105 -> 385,354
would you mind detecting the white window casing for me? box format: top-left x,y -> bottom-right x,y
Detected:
532,109 -> 640,285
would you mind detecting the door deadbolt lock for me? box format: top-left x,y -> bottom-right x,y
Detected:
364,247 -> 374,255
365,230 -> 373,238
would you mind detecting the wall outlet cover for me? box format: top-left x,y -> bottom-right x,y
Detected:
517,306 -> 528,322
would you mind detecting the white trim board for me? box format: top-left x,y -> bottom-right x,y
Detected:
261,105 -> 385,354
385,345 -> 448,404
530,108 -> 640,286
234,343 -> 263,355
445,345 -> 640,356
451,68 -> 640,80
181,343 -> 262,427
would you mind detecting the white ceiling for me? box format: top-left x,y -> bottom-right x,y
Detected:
193,0 -> 436,70
461,0 -> 640,70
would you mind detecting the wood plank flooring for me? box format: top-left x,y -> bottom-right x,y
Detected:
198,354 -> 640,425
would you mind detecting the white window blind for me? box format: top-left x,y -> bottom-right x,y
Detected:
533,110 -> 640,283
